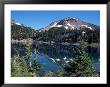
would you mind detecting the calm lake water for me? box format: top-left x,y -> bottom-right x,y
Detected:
12,43 -> 100,75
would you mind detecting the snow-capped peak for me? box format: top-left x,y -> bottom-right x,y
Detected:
43,17 -> 98,31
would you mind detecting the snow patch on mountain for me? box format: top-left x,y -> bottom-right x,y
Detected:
42,17 -> 97,31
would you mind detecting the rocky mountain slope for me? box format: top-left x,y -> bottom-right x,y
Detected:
42,17 -> 99,31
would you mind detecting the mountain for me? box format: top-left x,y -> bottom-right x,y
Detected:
11,19 -> 22,26
11,22 -> 37,40
11,18 -> 100,44
42,17 -> 99,31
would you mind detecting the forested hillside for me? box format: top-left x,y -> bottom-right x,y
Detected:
11,24 -> 100,44
11,24 -> 37,40
37,27 -> 100,43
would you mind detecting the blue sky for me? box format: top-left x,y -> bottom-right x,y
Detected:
11,11 -> 100,30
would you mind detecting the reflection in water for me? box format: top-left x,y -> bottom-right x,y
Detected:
12,43 -> 100,75
32,53 -> 61,76
36,44 -> 100,72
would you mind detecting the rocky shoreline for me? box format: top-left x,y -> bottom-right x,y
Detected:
11,38 -> 34,46
11,39 -> 99,48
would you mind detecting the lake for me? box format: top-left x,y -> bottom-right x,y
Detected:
11,43 -> 100,76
